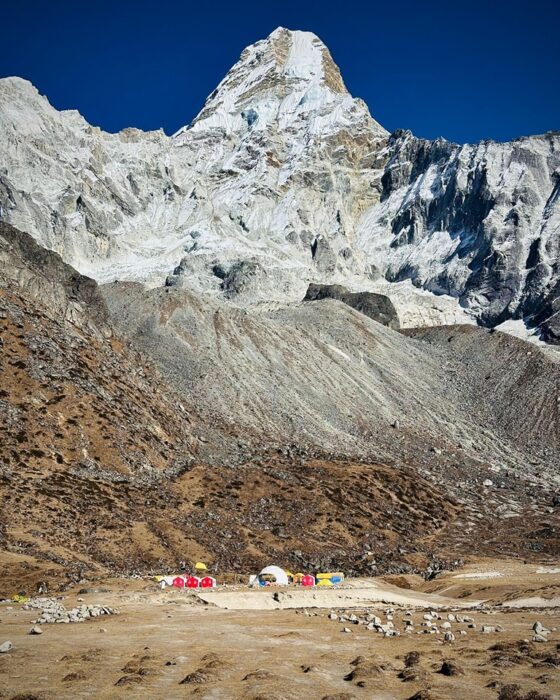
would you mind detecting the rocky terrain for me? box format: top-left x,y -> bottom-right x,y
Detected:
0,220 -> 558,590
1,561 -> 559,699
0,28 -> 558,339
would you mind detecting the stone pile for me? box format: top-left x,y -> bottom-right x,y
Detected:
328,607 -> 491,639
23,597 -> 116,624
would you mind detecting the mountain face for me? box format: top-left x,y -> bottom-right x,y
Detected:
2,27 -> 558,339
360,131 -> 560,332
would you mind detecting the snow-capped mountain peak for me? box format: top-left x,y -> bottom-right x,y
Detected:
0,30 -> 558,340
175,27 -> 385,140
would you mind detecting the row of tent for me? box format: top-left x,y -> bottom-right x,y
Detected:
251,566 -> 345,587
157,575 -> 217,589
155,565 -> 345,590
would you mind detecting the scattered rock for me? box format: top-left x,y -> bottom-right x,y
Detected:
29,626 -> 43,635
0,640 -> 13,653
23,597 -> 117,625
532,622 -> 549,635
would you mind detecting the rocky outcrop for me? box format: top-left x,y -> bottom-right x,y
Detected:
531,280 -> 560,344
304,283 -> 399,329
0,221 -> 110,337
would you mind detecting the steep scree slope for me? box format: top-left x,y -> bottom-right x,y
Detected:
101,280 -> 560,477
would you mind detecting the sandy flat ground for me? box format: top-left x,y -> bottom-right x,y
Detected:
1,560 -> 559,700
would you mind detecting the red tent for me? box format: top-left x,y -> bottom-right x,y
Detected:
200,576 -> 216,588
172,576 -> 185,588
301,574 -> 315,587
186,576 -> 200,588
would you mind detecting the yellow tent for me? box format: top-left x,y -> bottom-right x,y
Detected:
316,572 -> 344,580
194,562 -> 208,572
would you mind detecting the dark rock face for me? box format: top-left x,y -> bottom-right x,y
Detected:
531,280 -> 560,344
304,283 -> 400,329
541,312 -> 560,344
0,221 -> 110,337
374,131 -> 560,341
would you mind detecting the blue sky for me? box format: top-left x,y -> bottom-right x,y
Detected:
1,0 -> 558,143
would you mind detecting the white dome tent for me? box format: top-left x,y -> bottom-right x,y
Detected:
258,565 -> 289,586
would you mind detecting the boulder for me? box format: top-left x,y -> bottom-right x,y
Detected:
304,284 -> 400,329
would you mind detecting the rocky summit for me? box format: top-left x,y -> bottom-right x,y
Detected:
0,28 -> 559,586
